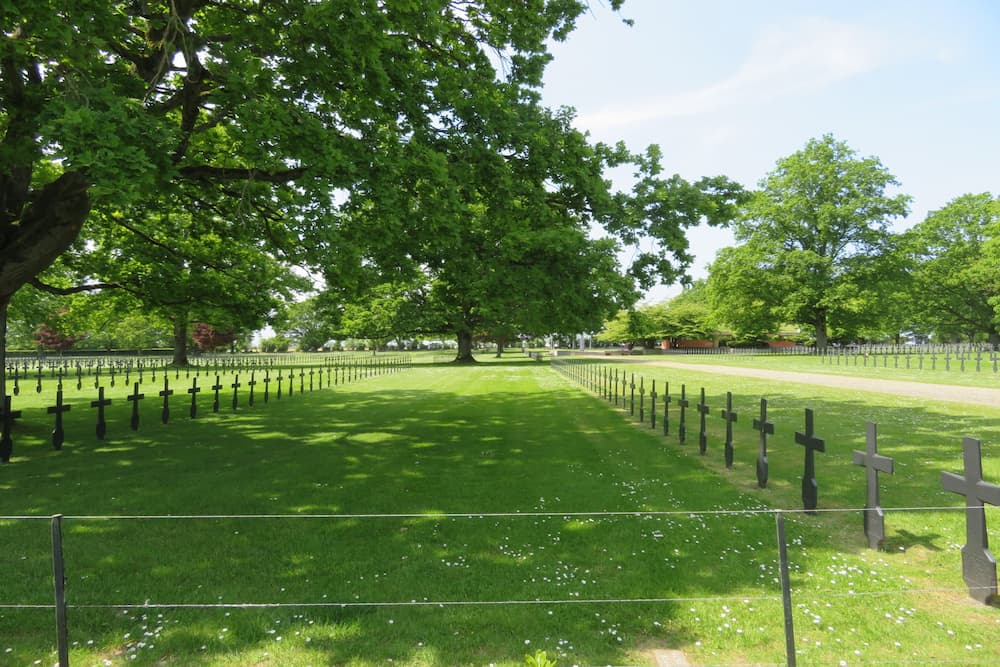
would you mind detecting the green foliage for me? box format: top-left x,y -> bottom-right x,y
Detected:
258,335 -> 292,353
525,649 -> 557,667
706,135 -> 910,347
902,193 -> 1000,343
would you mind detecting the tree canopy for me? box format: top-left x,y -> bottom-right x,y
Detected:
1,0 -> 633,384
706,135 -> 910,348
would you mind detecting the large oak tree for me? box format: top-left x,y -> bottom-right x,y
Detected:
1,0 -> 627,395
707,135 -> 910,348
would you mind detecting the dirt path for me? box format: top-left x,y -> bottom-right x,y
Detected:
628,359 -> 1000,408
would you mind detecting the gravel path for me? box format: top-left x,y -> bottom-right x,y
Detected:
634,360 -> 1000,408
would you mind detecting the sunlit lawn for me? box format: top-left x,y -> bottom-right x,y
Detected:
1,354 -> 999,666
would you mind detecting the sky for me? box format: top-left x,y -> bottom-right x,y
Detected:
540,0 -> 1000,302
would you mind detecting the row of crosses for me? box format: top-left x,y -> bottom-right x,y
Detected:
554,360 -> 1000,605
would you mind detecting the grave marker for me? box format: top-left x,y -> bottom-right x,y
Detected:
677,384 -> 689,444
159,377 -> 174,424
795,408 -> 825,513
638,377 -> 645,422
1,395 -> 22,462
752,398 -> 774,488
188,377 -> 201,418
211,375 -> 223,413
852,422 -> 894,550
247,372 -> 257,406
48,386 -> 71,450
127,382 -> 145,430
629,373 -> 635,415
720,391 -> 738,469
91,387 -> 112,439
649,380 -> 657,430
941,437 -> 1000,603
231,375 -> 241,410
662,381 -> 671,436
263,371 -> 271,403
697,387 -> 710,455
276,370 -> 284,399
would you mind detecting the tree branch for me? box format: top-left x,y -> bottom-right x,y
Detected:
177,165 -> 308,182
29,278 -> 122,295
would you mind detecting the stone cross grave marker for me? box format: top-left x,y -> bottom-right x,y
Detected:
299,368 -> 305,393
211,375 -> 223,413
720,391 -> 738,469
795,408 -> 826,513
231,375 -> 241,410
309,368 -> 315,391
188,377 -> 201,418
697,387 -> 710,455
263,371 -> 271,403
75,364 -> 82,390
662,381 -> 672,436
276,370 -> 284,399
639,377 -> 645,422
1,395 -> 22,463
629,373 -> 636,415
852,422 -> 894,550
159,377 -> 173,424
127,382 -> 145,431
248,371 -> 257,406
650,380 -> 658,430
48,385 -> 71,450
677,384 -> 689,444
35,365 -> 44,393
941,437 -> 1000,603
288,370 -> 295,397
90,387 -> 112,439
752,398 -> 774,488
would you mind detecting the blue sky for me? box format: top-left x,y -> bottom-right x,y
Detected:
541,0 -> 1000,301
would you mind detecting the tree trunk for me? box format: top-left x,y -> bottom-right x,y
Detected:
454,330 -> 476,363
495,341 -> 503,358
814,311 -> 829,351
0,296 -> 8,405
172,318 -> 189,366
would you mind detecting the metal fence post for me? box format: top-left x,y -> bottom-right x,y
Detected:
51,514 -> 70,666
775,511 -> 796,666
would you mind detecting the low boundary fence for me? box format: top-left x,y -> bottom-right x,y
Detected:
0,506 -> 989,667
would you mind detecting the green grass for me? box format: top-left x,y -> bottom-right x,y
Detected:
625,349 -> 1000,388
1,354 -> 999,666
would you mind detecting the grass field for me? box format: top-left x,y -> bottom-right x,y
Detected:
1,353 -> 999,666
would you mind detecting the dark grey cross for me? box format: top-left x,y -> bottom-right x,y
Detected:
91,387 -> 112,439
638,377 -> 645,422
35,366 -> 44,393
188,377 -> 201,418
75,364 -> 83,390
318,367 -> 323,390
263,371 -> 271,403
231,375 -> 241,410
309,368 -> 315,391
677,384 -> 689,444
247,372 -> 257,406
697,387 -> 710,455
48,386 -> 72,450
852,422 -> 894,550
941,437 -> 1000,603
649,380 -> 658,430
94,366 -> 101,389
795,408 -> 826,513
127,382 -> 145,431
299,368 -> 305,393
612,369 -> 619,404
326,367 -> 332,387
662,381 -> 672,436
334,366 -> 339,386
109,364 -> 117,387
720,391 -> 738,469
1,395 -> 23,463
629,373 -> 636,415
752,398 -> 774,488
159,377 -> 174,424
276,371 -> 284,399
211,375 -> 223,413
289,371 -> 296,397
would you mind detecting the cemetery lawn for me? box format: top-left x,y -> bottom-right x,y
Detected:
1,356 -> 998,666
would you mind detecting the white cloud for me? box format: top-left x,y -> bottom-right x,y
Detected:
578,17 -> 891,132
